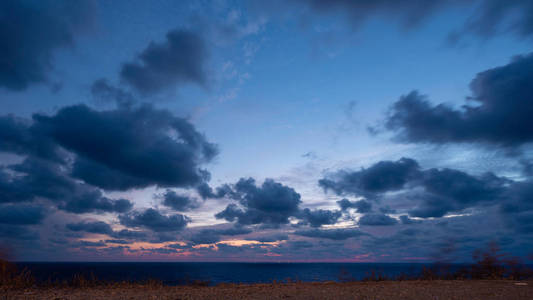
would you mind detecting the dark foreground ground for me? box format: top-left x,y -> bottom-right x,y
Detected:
3,280 -> 533,300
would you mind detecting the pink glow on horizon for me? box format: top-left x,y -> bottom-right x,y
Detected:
66,238 -> 416,263
351,253 -> 376,263
403,257 -> 428,261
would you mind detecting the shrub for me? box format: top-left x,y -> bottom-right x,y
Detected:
0,259 -> 34,289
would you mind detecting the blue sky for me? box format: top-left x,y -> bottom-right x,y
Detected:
2,0 -> 533,262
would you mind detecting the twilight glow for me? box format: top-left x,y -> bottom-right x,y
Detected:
1,0 -> 533,262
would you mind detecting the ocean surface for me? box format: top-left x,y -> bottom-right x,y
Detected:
16,262 -> 465,285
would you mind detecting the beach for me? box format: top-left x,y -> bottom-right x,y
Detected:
4,280 -> 533,300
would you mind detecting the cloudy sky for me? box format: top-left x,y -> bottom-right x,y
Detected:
2,0 -> 533,262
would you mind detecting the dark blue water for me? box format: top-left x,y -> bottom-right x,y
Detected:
16,262 -> 466,285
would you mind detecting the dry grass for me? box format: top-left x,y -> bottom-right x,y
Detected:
3,280 -> 533,300
0,259 -> 34,289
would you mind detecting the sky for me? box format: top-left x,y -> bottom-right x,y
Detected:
2,0 -> 533,262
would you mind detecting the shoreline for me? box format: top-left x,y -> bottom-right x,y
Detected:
4,280 -> 533,300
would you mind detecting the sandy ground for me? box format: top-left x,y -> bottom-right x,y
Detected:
3,280 -> 533,300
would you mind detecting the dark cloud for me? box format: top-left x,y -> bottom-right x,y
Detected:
90,78 -> 135,107
215,178 -> 345,229
293,0 -> 460,29
449,0 -> 533,42
74,240 -> 106,247
408,169 -> 506,218
0,0 -> 95,91
214,243 -> 268,256
319,158 -> 420,196
0,204 -> 45,225
0,115 -> 63,162
49,238 -> 69,245
34,104 -> 218,190
120,29 -> 208,95
286,240 -> 314,250
248,233 -> 289,243
150,232 -> 181,243
98,246 -> 131,255
59,190 -> 133,214
215,226 -> 253,236
146,247 -> 178,254
66,221 -> 113,235
512,212 -> 533,233
0,102 -> 216,216
500,180 -> 533,233
189,230 -> 221,245
196,182 -> 216,199
119,208 -> 190,232
399,215 -> 420,225
189,226 -> 252,245
275,1 -> 533,43
104,239 -> 131,245
358,213 -> 398,226
213,184 -> 240,198
111,229 -> 147,240
361,228 -> 429,258
0,158 -> 133,214
0,225 -> 39,240
234,178 -> 301,215
416,186 -> 496,219
357,213 -> 522,261
215,178 -> 302,226
195,182 -> 240,200
0,166 -> 33,204
214,204 -> 241,221
501,180 -> 533,214
321,158 -> 507,218
70,158 -> 151,192
0,102 -> 214,220
299,208 -> 342,227
294,228 -> 367,240
386,53 -> 533,148
167,243 -> 190,249
5,158 -> 75,202
379,206 -> 397,214
520,159 -> 533,176
159,190 -> 201,211
336,199 -> 372,213
195,182 -> 238,200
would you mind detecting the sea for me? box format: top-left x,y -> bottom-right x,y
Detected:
15,262 -> 466,285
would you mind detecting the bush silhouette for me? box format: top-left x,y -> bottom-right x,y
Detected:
0,259 -> 34,289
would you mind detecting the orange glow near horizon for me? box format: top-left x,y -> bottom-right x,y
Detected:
73,238 -> 386,262
218,239 -> 280,247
